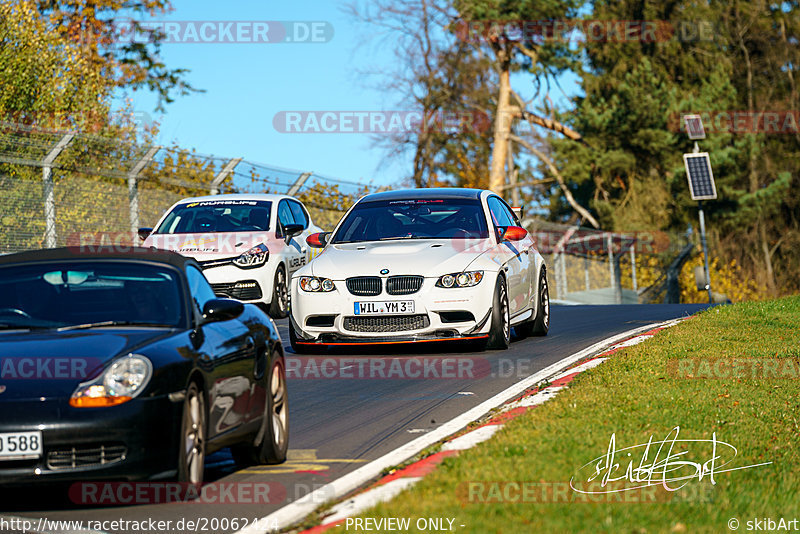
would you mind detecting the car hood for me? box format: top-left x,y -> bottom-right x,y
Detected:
0,329 -> 175,401
307,239 -> 495,279
143,231 -> 278,261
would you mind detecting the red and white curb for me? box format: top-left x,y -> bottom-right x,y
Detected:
236,319 -> 682,534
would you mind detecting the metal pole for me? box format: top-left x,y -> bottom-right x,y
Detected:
41,133 -> 75,248
698,201 -> 713,303
287,171 -> 313,197
127,146 -> 161,233
630,243 -> 638,292
210,157 -> 242,195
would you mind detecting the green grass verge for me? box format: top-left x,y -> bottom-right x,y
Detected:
348,297 -> 800,533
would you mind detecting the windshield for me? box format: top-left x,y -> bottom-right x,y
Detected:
0,262 -> 185,330
332,198 -> 489,244
154,199 -> 272,234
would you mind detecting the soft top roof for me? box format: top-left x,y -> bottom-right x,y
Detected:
0,247 -> 194,271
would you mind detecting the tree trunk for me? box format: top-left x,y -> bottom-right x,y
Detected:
488,51 -> 513,193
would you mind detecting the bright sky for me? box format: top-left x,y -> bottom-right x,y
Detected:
116,0 -> 580,189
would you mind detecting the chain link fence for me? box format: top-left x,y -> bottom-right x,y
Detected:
522,219 -> 691,304
0,121 -> 378,253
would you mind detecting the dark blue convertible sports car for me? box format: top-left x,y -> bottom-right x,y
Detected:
0,247 -> 288,485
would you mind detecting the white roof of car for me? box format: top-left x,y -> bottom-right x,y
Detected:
175,193 -> 292,204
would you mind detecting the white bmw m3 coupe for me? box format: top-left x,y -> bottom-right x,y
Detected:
289,188 -> 549,352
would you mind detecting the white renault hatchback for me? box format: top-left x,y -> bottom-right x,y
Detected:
142,193 -> 321,318
290,188 -> 549,352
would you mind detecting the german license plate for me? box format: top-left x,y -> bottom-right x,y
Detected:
0,431 -> 43,460
354,301 -> 415,315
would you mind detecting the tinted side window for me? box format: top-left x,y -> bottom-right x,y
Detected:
288,200 -> 309,229
277,200 -> 295,229
186,266 -> 217,313
487,197 -> 515,227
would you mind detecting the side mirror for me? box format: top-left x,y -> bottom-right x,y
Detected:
281,223 -> 304,242
497,225 -> 528,242
306,232 -> 330,248
202,298 -> 244,322
138,227 -> 153,241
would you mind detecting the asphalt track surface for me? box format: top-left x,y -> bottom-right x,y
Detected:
1,304 -> 709,534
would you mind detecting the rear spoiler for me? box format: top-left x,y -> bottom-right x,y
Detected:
511,206 -> 524,219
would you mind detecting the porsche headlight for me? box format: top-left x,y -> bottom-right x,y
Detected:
299,276 -> 336,292
69,354 -> 153,408
436,270 -> 484,288
233,244 -> 269,269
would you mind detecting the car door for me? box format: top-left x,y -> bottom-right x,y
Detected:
186,266 -> 256,436
487,196 -> 532,317
277,199 -> 305,274
288,199 -> 314,267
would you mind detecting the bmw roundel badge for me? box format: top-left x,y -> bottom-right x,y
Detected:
380,269 -> 390,275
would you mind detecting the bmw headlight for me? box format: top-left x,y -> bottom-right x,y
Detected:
436,270 -> 484,288
69,354 -> 153,408
233,244 -> 269,269
299,276 -> 336,292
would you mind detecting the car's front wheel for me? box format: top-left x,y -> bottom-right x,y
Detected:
268,265 -> 289,319
177,382 -> 206,485
487,274 -> 511,350
233,351 -> 289,465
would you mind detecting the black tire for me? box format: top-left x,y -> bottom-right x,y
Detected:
487,274 -> 511,350
233,352 -> 289,466
531,268 -> 550,336
517,267 -> 550,338
177,382 -> 206,485
268,265 -> 289,319
288,320 -> 305,354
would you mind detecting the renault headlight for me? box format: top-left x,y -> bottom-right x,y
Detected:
233,244 -> 269,269
70,354 -> 153,408
436,270 -> 484,288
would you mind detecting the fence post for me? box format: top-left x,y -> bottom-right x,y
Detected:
127,146 -> 161,233
210,157 -> 242,195
41,133 -> 75,248
287,171 -> 313,196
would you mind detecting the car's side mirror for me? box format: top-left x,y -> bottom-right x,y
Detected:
497,225 -> 528,242
138,227 -> 153,241
306,232 -> 330,248
281,223 -> 304,242
202,298 -> 244,322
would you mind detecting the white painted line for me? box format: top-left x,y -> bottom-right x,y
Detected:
441,425 -> 500,452
234,319 -> 680,534
606,334 -> 654,349
321,477 -> 422,525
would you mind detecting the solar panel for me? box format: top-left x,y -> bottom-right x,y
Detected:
684,114 -> 706,140
683,152 -> 717,200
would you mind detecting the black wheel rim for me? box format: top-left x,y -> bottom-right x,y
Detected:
270,362 -> 288,449
183,389 -> 204,484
